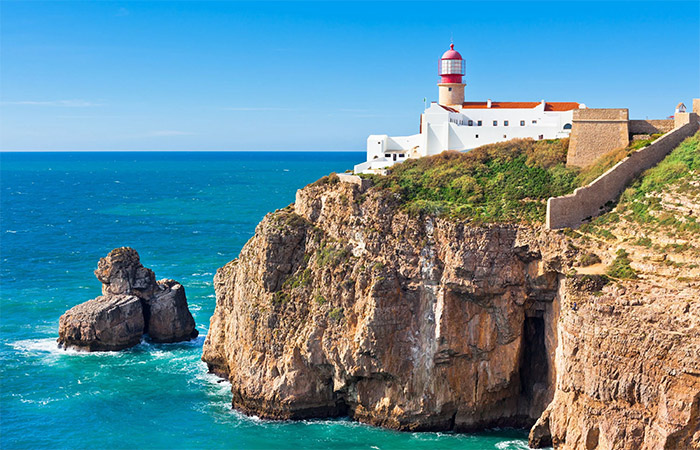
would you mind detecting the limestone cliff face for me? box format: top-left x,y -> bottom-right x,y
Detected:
203,181 -> 570,430
535,278 -> 700,449
202,180 -> 699,448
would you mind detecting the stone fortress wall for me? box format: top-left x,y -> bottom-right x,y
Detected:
566,109 -> 630,168
568,112 -> 677,168
547,113 -> 699,230
628,119 -> 674,135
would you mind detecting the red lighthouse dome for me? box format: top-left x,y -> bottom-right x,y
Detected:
438,43 -> 464,84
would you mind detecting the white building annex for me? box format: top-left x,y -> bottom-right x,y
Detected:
354,44 -> 586,174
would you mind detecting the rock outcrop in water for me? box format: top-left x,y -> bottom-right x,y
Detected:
58,247 -> 198,351
57,294 -> 144,351
202,172 -> 700,449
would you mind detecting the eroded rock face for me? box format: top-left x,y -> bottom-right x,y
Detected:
95,247 -> 158,300
148,279 -> 198,343
532,280 -> 700,450
58,247 -> 198,351
57,295 -> 144,351
203,179 -> 700,449
202,181 -> 571,430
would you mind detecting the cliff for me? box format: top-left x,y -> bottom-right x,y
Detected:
202,134 -> 700,449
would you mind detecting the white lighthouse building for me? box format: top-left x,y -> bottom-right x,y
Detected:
354,44 -> 585,174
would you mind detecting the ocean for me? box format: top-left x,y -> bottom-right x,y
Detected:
0,151 -> 530,449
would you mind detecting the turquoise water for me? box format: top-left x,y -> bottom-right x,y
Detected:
0,152 -> 529,449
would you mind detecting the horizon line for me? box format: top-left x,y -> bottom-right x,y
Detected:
0,149 -> 367,153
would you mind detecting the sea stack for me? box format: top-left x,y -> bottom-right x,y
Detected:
58,247 -> 198,351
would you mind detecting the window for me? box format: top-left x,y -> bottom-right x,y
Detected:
493,120 -> 498,126
448,87 -> 452,92
532,120 -> 537,124
385,153 -> 390,157
538,135 -> 544,140
398,153 -> 405,158
377,141 -> 381,144
468,120 -> 473,126
563,123 -> 572,130
477,120 -> 482,126
504,120 -> 509,126
520,120 -> 525,126
475,134 -> 479,138
440,59 -> 464,75
503,134 -> 507,138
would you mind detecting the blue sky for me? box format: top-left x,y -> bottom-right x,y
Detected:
1,1 -> 698,151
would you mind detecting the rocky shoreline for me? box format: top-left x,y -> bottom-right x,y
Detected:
58,247 -> 198,351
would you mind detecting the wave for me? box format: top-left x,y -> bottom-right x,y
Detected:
10,338 -> 83,356
9,334 -> 206,358
494,440 -> 531,450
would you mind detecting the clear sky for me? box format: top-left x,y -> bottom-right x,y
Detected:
1,1 -> 698,151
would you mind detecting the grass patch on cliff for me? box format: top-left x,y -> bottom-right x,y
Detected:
574,133 -> 665,187
316,242 -> 351,267
614,131 -> 700,232
329,307 -> 344,322
368,138 -> 579,223
606,249 -> 637,279
282,268 -> 312,290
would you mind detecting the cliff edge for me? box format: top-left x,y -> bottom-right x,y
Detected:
202,134 -> 700,449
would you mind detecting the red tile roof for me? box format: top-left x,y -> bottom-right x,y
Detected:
439,104 -> 459,113
545,102 -> 581,111
460,101 -> 580,111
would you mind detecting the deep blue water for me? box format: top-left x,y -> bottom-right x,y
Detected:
0,152 -> 529,449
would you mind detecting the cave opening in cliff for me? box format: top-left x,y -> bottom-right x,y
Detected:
519,316 -> 549,410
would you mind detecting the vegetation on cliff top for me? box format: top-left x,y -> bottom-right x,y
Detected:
366,138 -> 578,223
561,132 -> 700,286
575,133 -> 664,186
609,131 -> 700,234
354,132 -> 676,223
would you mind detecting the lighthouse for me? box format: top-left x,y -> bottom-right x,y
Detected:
354,43 -> 583,174
438,43 -> 465,106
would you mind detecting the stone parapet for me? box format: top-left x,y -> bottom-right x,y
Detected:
337,173 -> 372,192
629,119 -> 674,135
547,121 -> 699,229
675,112 -> 699,129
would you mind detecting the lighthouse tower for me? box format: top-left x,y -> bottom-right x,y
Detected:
437,44 -> 465,106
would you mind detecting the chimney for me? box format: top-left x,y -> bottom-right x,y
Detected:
487,99 -> 492,108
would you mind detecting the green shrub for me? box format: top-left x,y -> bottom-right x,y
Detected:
635,237 -> 653,248
282,268 -> 312,290
329,307 -> 344,322
606,249 -> 637,279
314,295 -> 327,306
579,252 -> 601,267
316,242 -> 350,267
272,291 -> 289,304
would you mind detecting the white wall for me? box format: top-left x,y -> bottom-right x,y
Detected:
437,108 -> 574,152
358,103 -> 577,173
